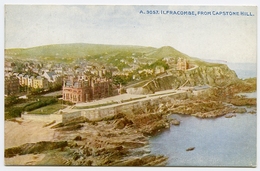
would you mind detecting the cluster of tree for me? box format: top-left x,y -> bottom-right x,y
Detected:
58,99 -> 74,106
106,54 -> 132,71
141,59 -> 169,70
112,59 -> 169,86
23,98 -> 57,112
20,82 -> 62,96
5,96 -> 58,119
49,82 -> 63,92
112,74 -> 134,86
5,95 -> 25,108
12,61 -> 25,73
19,86 -> 44,94
5,107 -> 23,119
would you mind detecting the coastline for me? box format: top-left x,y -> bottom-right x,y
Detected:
4,78 -> 257,166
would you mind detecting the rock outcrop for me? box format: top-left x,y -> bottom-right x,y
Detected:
5,141 -> 68,158
128,64 -> 239,95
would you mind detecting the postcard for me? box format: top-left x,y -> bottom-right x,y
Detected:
4,5 -> 257,167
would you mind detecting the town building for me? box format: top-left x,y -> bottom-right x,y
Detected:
91,77 -> 112,100
33,76 -> 49,89
22,75 -> 29,86
5,75 -> 20,95
154,66 -> 165,75
4,62 -> 15,72
17,73 -> 25,85
63,76 -> 117,103
28,76 -> 35,87
63,79 -> 90,103
177,58 -> 189,71
42,71 -> 60,82
54,67 -> 63,74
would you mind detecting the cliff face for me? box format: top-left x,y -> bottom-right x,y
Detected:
128,64 -> 238,94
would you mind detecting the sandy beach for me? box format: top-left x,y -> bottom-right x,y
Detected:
5,119 -> 56,149
4,119 -> 57,165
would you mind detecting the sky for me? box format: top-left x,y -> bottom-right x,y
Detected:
4,4 -> 257,63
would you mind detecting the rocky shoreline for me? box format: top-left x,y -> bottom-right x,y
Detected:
5,78 -> 256,166
5,113 -> 169,166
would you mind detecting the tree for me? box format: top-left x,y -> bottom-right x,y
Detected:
112,75 -> 127,85
30,88 -> 44,95
5,95 -> 20,107
6,107 -> 23,118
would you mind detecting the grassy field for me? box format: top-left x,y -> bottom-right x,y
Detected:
14,101 -> 36,108
27,104 -> 66,115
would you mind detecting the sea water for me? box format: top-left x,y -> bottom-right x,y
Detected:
149,62 -> 257,167
149,112 -> 256,166
226,63 -> 257,79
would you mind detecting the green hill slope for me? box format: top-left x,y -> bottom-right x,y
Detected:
5,43 -> 155,59
5,43 -> 222,68
146,46 -> 189,59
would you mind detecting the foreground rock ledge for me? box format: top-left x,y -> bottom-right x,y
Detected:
5,112 -> 169,166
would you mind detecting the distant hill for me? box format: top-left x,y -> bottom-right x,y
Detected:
4,43 -> 221,67
5,43 -> 154,59
146,46 -> 189,59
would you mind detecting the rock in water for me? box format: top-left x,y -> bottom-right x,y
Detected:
170,119 -> 180,125
186,147 -> 195,151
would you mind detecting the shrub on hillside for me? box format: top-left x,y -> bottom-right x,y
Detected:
24,98 -> 57,112
5,107 -> 23,119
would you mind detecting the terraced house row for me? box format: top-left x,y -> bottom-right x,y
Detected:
4,71 -> 61,95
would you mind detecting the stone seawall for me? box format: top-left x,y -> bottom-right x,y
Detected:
81,107 -> 117,121
62,111 -> 82,123
21,90 -> 211,123
81,91 -> 189,121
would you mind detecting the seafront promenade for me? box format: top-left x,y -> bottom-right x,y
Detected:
22,88 -> 193,123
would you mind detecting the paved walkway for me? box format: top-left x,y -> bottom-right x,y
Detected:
74,88 -> 184,108
75,93 -> 145,107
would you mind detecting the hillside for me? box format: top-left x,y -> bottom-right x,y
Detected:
5,43 -> 223,68
146,46 -> 189,59
5,43 -> 155,62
